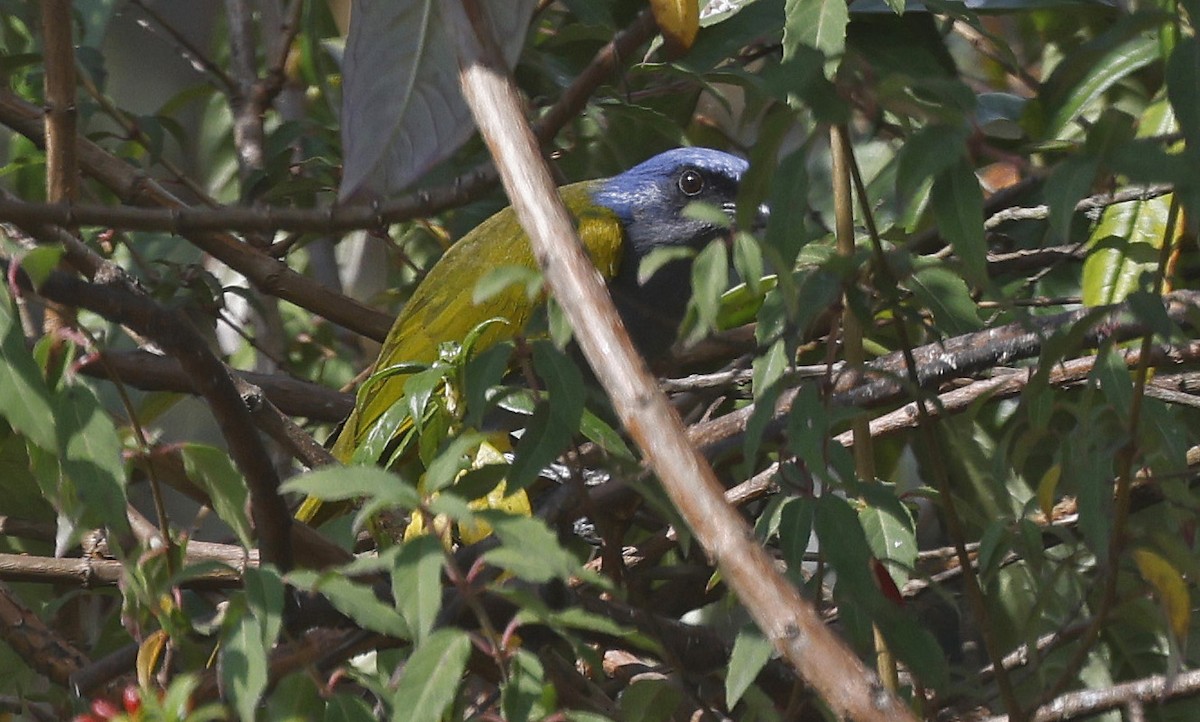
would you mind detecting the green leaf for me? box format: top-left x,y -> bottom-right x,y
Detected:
619,678 -> 681,722
502,648 -> 552,722
480,512 -> 578,582
281,466 -> 420,509
1168,38 -> 1200,151
1133,548 -> 1191,640
859,499 -> 917,588
690,239 -> 729,336
814,494 -> 879,611
1092,346 -> 1133,423
19,246 -> 65,288
732,231 -> 765,297
289,570 -> 409,638
391,629 -> 471,722
638,246 -> 693,286
392,535 -> 444,643
1045,154 -> 1100,243
244,565 -> 285,648
324,693 -> 377,722
896,124 -> 970,196
1082,194 -> 1173,306
221,603 -> 269,722
726,626 -> 773,708
931,159 -> 987,286
778,496 -> 814,573
403,367 -> 447,430
0,282 -> 56,450
508,343 -> 584,490
783,0 -> 848,74
752,338 -> 789,395
1043,32 -> 1159,141
578,410 -> 635,462
906,264 -> 982,335
424,431 -> 486,494
55,383 -> 130,535
180,444 -> 253,549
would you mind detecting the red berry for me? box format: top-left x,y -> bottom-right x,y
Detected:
122,684 -> 143,715
90,697 -> 121,719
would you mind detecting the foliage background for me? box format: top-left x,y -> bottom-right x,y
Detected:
1,0 -> 1200,720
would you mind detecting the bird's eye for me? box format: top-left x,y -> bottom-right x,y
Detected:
678,169 -> 705,197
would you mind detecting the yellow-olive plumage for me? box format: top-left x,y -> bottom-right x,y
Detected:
297,148 -> 752,525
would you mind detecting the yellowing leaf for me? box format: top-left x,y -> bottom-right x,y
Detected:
1133,548 -> 1190,640
136,629 -> 168,688
650,0 -> 699,55
1037,465 -> 1061,519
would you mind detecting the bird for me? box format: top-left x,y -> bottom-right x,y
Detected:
297,147 -> 755,524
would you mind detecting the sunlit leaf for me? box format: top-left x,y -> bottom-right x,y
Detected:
1133,548 -> 1191,640
391,629 -> 471,722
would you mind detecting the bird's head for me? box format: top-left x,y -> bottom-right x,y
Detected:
591,147 -> 755,259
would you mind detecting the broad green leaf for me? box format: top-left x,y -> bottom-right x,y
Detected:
0,282 -> 55,450
508,342 -> 584,490
732,231 -> 765,297
1036,465 -> 1061,520
392,535 -> 444,643
896,124 -> 970,196
424,431 -> 487,494
726,626 -> 773,708
619,678 -> 681,722
480,512 -> 578,582
859,502 -> 917,588
689,239 -> 729,336
391,629 -> 471,722
19,246 -> 64,288
180,444 -> 253,549
1043,33 -> 1159,141
906,264 -> 982,335
931,159 -> 987,286
1082,194 -> 1174,306
1166,38 -> 1200,150
221,603 -> 269,722
1045,155 -> 1100,243
244,565 -> 285,648
579,410 -> 635,462
814,495 -> 878,611
502,648 -> 552,722
55,383 -> 129,535
783,0 -> 848,75
281,466 -> 420,509
752,338 -> 789,395
1133,548 -> 1190,640
324,693 -> 377,722
289,570 -> 409,638
403,366 -> 447,430
778,496 -> 814,573
1092,346 -> 1133,423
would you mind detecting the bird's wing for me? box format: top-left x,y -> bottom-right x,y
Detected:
331,181 -> 625,462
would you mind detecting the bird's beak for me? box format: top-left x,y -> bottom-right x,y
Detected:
723,202 -> 770,233
753,203 -> 770,232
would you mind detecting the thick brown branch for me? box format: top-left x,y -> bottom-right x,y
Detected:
0,581 -> 90,689
75,348 -> 352,422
